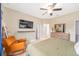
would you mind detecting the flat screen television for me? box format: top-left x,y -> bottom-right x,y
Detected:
19,19 -> 33,29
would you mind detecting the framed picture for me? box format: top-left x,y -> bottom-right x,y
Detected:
54,24 -> 65,32
19,19 -> 33,29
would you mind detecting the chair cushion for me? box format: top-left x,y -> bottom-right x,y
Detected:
10,42 -> 25,52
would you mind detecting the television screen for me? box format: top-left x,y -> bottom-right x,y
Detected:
19,19 -> 33,29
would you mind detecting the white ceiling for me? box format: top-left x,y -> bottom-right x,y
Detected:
2,3 -> 79,19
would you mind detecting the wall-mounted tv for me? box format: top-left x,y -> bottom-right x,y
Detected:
19,19 -> 33,29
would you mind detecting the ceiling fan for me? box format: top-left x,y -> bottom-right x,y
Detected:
40,3 -> 62,16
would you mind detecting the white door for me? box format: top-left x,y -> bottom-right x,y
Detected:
35,23 -> 50,40
34,23 -> 41,40
43,24 -> 50,38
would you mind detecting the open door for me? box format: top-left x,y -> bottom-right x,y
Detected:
0,3 -> 3,56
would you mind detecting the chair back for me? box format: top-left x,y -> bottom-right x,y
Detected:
2,36 -> 16,47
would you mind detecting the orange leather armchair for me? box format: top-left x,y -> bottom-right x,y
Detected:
2,36 -> 27,56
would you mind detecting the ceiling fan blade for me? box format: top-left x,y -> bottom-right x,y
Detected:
42,11 -> 48,15
40,8 -> 48,10
52,3 -> 56,7
53,8 -> 62,11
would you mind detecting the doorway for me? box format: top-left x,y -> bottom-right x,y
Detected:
76,21 -> 79,43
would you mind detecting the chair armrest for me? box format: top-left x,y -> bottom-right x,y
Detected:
17,39 -> 28,45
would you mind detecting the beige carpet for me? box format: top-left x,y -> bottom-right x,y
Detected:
28,38 -> 77,56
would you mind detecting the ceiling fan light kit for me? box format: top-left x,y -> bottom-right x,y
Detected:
48,9 -> 52,13
50,13 -> 53,16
